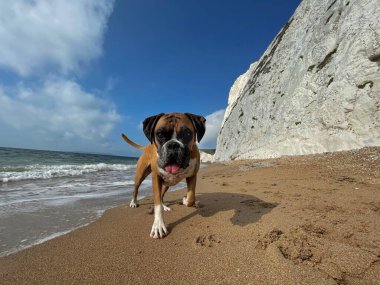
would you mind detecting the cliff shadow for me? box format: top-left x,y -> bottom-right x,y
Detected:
166,192 -> 278,230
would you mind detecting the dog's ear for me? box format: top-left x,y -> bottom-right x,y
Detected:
185,113 -> 206,143
143,113 -> 165,143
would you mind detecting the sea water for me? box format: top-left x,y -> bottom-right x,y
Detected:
0,147 -> 185,256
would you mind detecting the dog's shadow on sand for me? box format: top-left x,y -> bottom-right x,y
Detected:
166,192 -> 278,230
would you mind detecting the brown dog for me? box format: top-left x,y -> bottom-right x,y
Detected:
121,113 -> 206,238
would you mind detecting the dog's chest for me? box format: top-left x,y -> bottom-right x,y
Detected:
159,159 -> 197,186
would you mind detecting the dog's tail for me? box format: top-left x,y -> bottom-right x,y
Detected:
121,133 -> 145,150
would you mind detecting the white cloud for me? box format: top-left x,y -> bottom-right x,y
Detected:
199,109 -> 225,149
0,0 -> 114,76
0,78 -> 121,144
0,1 -> 119,152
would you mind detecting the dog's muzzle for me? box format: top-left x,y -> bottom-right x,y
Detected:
158,140 -> 190,174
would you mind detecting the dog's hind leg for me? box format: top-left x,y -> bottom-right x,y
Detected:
130,157 -> 151,208
183,175 -> 196,207
161,185 -> 171,211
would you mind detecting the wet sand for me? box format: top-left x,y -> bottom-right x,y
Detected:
0,147 -> 379,284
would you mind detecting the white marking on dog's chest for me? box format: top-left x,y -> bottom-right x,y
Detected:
159,158 -> 197,186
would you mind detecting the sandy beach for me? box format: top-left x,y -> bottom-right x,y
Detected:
1,147 -> 379,284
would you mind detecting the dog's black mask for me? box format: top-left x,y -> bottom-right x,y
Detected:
142,113 -> 206,172
155,127 -> 192,170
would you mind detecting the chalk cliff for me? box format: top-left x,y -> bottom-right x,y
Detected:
214,0 -> 380,161
199,151 -> 213,163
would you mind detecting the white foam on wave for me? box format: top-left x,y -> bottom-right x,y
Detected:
0,186 -> 131,207
1,163 -> 135,183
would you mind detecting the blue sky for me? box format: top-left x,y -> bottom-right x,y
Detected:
0,0 -> 300,157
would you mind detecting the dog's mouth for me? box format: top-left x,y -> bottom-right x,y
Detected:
164,163 -> 181,174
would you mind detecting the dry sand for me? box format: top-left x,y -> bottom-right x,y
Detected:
0,147 -> 379,284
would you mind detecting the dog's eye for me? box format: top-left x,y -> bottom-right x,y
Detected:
184,130 -> 192,138
179,128 -> 193,142
156,130 -> 169,140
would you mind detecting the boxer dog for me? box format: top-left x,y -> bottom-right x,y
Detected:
121,113 -> 206,239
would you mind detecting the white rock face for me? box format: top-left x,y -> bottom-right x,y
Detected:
215,0 -> 380,161
199,151 -> 214,163
221,62 -> 257,129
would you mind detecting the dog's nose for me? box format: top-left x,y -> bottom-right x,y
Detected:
166,141 -> 180,150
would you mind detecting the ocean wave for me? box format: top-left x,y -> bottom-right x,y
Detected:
0,163 -> 135,183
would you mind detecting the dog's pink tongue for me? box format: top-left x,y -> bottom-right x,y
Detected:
165,163 -> 180,174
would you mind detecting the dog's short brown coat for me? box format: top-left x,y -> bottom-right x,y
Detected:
122,113 -> 206,238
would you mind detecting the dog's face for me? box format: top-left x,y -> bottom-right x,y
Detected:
143,113 -> 206,174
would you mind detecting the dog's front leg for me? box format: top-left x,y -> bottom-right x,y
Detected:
150,174 -> 168,239
183,175 -> 196,207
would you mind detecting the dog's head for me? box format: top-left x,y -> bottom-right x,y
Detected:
143,113 -> 206,174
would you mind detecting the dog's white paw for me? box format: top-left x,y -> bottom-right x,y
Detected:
130,199 -> 138,208
182,196 -> 191,206
163,204 -> 171,212
182,196 -> 195,207
150,205 -> 168,239
150,220 -> 168,239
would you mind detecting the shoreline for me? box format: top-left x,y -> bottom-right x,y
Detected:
1,147 -> 379,284
1,228 -> 74,258
0,182 -> 186,258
